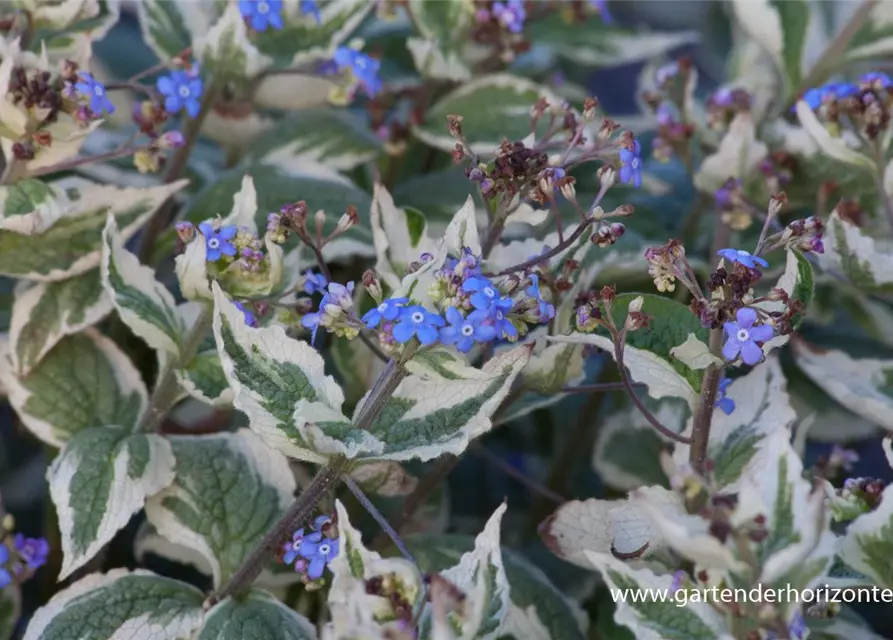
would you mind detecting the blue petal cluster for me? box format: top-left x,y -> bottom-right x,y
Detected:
722,308 -> 774,366
493,0 -> 526,33
238,0 -> 283,31
74,72 -> 115,115
157,69 -> 203,118
333,47 -> 382,98
619,140 -> 642,188
717,248 -> 768,270
714,377 -> 735,415
282,515 -> 337,580
199,223 -> 238,261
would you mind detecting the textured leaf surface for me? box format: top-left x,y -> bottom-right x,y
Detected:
102,216 -> 184,356
0,179 -> 65,234
406,534 -> 588,640
792,339 -> 893,431
48,427 -> 175,579
1,330 -> 147,446
145,430 -> 295,588
839,484 -> 893,589
673,356 -> 796,488
23,569 -> 204,640
254,109 -> 382,171
198,590 -> 317,640
370,183 -> 438,290
176,350 -> 233,406
817,212 -> 893,294
0,180 -> 187,281
8,269 -> 112,375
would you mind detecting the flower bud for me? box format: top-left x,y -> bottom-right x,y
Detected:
583,96 -> 599,121
446,114 -> 464,139
2,513 -> 14,532
611,204 -> 635,217
335,204 -> 359,234
597,165 -> 617,189
281,201 -> 308,234
134,149 -> 161,174
362,269 -> 382,302
559,178 -> 576,202
768,191 -> 788,218
157,130 -> 185,149
176,221 -> 196,244
599,285 -> 616,303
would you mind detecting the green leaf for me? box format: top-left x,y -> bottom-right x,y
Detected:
787,250 -> 814,328
819,212 -> 893,295
102,215 -> 185,356
364,345 -> 530,461
185,163 -> 373,263
0,585 -> 19,640
1,331 -> 147,447
522,343 -> 585,394
137,0 -> 207,60
199,590 -> 318,640
0,180 -> 187,281
409,0 -> 472,47
0,179 -> 63,234
407,535 -> 587,640
176,350 -> 233,406
770,0 -> 810,89
252,109 -> 382,171
392,167 -> 479,221
23,570 -> 204,640
370,184 -> 439,290
839,484 -> 893,588
413,74 -> 561,155
845,2 -> 893,63
145,430 -> 296,588
48,427 -> 175,579
194,3 -> 271,80
8,269 -> 112,375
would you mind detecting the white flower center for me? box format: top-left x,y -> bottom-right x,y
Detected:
258,1 -> 269,13
483,287 -> 495,298
378,303 -> 387,313
291,540 -> 301,550
179,85 -> 191,98
411,312 -> 424,323
631,158 -> 640,169
355,57 -> 367,70
461,325 -> 475,336
496,311 -> 504,320
208,238 -> 220,249
736,328 -> 750,342
94,86 -> 104,96
737,250 -> 749,257
318,543 -> 330,555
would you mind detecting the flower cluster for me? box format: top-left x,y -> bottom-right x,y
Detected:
281,514 -> 339,584
329,47 -> 382,101
799,71 -> 893,140
642,58 -> 697,163
830,477 -> 886,522
0,515 -> 49,589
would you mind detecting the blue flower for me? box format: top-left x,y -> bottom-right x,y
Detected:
362,297 -> 409,329
0,544 -> 11,588
462,276 -> 504,311
861,71 -> 893,90
74,72 -> 115,115
526,274 -> 555,322
493,0 -> 526,33
238,0 -> 283,31
300,0 -> 321,23
393,305 -> 445,345
301,282 -> 355,345
714,377 -> 735,415
298,532 -> 339,580
788,613 -> 807,640
282,528 -> 305,566
440,307 -> 497,353
157,70 -> 203,118
619,140 -> 642,188
198,223 -> 237,262
303,270 -> 328,295
333,47 -> 382,98
722,308 -> 774,366
490,306 -> 518,340
591,0 -> 613,24
233,301 -> 257,327
717,248 -> 768,270
798,81 -> 858,110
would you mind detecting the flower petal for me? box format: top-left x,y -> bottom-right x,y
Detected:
747,324 -> 774,343
722,337 -> 741,361
740,340 -> 763,366
156,75 -> 174,96
735,307 -> 757,328
416,324 -> 438,345
307,555 -> 326,580
392,320 -> 415,344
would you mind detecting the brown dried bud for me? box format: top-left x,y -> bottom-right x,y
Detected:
611,204 -> 635,217
583,96 -> 599,121
32,131 -> 52,147
12,142 -> 34,160
280,201 -> 309,234
599,285 -> 616,303
451,143 -> 466,163
335,204 -> 359,234
446,114 -> 463,138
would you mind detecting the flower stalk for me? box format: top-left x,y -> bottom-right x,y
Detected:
688,327 -> 725,473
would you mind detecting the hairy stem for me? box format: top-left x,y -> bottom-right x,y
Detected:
137,82 -> 221,263
343,475 -> 416,564
688,328 -> 725,473
136,303 -> 214,433
495,218 -> 593,276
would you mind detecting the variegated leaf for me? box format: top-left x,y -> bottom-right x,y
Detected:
694,113 -> 768,194
144,430 -> 296,588
23,569 -> 204,640
795,101 -> 874,169
175,350 -> 233,406
0,179 -> 65,234
838,483 -> 893,589
817,211 -> 893,294
193,2 -> 272,79
199,590 -> 318,640
48,426 -> 175,579
8,269 -> 112,375
0,330 -> 147,446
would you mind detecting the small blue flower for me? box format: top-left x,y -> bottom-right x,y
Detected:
669,570 -> 686,593
723,308 -> 774,366
714,377 -> 735,415
238,0 -> 283,31
303,270 -> 328,295
526,274 -> 555,322
300,0 -> 321,23
717,248 -> 768,270
490,306 -> 518,340
0,544 -> 11,588
861,71 -> 893,90
493,0 -> 526,33
362,297 -> 409,329
233,301 -> 258,327
462,276 -> 505,311
788,612 -> 807,640
74,72 -> 115,115
298,532 -> 340,580
619,140 -> 642,188
198,223 -> 237,262
301,309 -> 323,344
591,0 -> 613,24
798,81 -> 858,111
393,306 -> 445,345
333,47 -> 382,98
282,528 -> 305,566
440,307 -> 497,353
157,70 -> 203,118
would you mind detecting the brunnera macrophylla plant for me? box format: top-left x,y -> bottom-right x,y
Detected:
2,0 -> 893,639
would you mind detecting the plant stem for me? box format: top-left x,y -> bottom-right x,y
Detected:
788,0 -> 878,111
342,475 -> 416,564
137,82 -> 221,264
136,303 -> 214,433
210,457 -> 350,604
558,381 -> 643,394
471,443 -> 566,505
494,218 -> 594,276
688,328 -> 724,473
